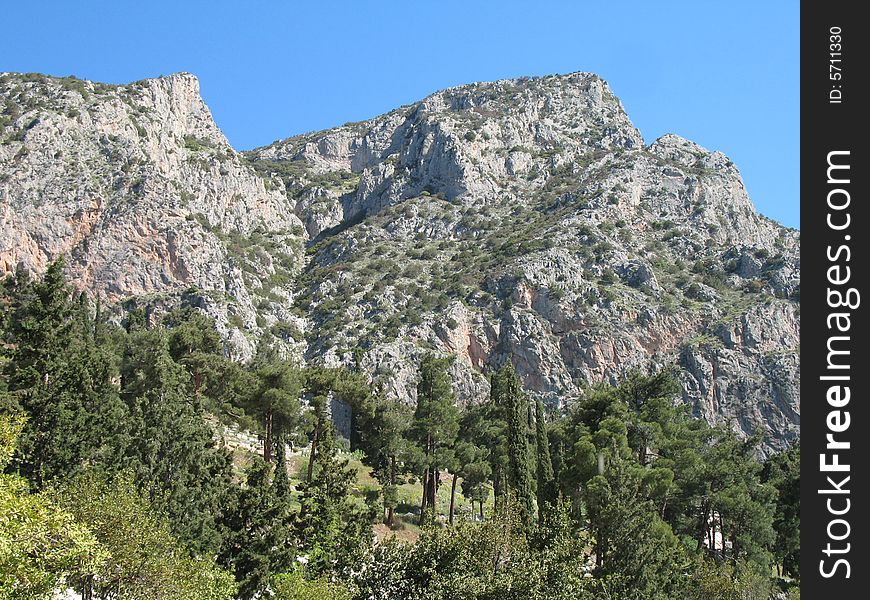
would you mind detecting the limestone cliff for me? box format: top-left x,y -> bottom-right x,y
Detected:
1,72 -> 307,360
1,71 -> 799,453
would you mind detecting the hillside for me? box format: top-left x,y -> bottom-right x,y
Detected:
0,71 -> 799,452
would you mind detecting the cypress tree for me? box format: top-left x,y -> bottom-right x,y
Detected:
219,457 -> 295,600
534,397 -> 556,516
762,445 -> 800,578
492,363 -> 535,527
297,419 -> 371,577
551,438 -> 566,498
1,260 -> 125,487
585,454 -> 687,597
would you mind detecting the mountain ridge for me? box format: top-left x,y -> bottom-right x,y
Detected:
0,70 -> 799,453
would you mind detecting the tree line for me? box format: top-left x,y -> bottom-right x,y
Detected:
0,261 -> 799,599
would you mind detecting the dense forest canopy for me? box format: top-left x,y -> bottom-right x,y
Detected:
0,262 -> 799,599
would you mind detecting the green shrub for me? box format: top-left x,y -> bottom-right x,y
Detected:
183,135 -> 214,152
599,269 -> 617,285
228,313 -> 245,330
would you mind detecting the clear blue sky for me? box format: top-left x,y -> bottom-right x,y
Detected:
1,1 -> 798,228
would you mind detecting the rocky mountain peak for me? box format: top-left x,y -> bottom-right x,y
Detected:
1,70 -> 799,453
1,71 -> 307,359
423,72 -> 643,146
249,73 -> 646,230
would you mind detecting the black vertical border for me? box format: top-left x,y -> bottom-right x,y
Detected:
801,2 -> 867,596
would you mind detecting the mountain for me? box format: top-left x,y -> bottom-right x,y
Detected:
0,72 -> 307,360
0,71 -> 799,453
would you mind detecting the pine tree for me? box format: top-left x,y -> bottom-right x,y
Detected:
162,306 -> 258,422
355,393 -> 412,526
248,360 -> 303,463
454,439 -> 491,523
118,327 -> 234,554
703,431 -> 776,569
303,367 -> 370,479
409,354 -> 459,521
164,306 -> 222,391
617,368 -> 681,466
568,369 -> 778,583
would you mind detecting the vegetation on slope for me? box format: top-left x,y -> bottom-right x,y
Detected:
0,262 -> 799,598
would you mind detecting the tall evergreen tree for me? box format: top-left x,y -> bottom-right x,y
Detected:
1,260 -> 125,487
303,367 -> 370,479
453,439 -> 491,523
409,354 -> 459,520
461,396 -> 508,513
763,444 -> 800,578
617,368 -> 682,466
702,430 -> 776,569
118,327 -> 233,554
534,397 -> 556,516
492,363 -> 535,526
247,360 -> 303,463
164,306 -> 223,393
218,458 -> 295,600
585,455 -> 689,599
56,469 -> 237,600
356,393 -> 412,526
162,306 -> 258,424
296,420 -> 371,577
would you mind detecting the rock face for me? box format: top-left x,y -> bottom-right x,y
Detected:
0,72 -> 307,360
1,71 -> 799,454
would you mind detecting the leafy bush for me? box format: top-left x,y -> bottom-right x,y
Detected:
272,568 -> 352,600
184,135 -> 215,152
